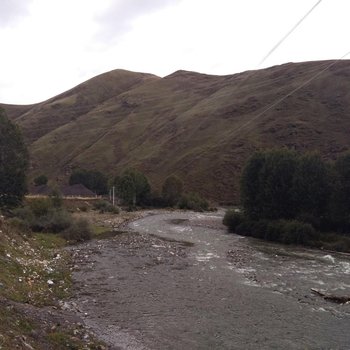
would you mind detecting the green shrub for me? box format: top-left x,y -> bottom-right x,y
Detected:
109,206 -> 120,214
93,200 -> 119,214
264,220 -> 317,244
223,210 -> 245,232
233,218 -> 317,246
31,209 -> 73,233
62,218 -> 92,242
297,213 -> 322,230
321,236 -> 350,252
146,192 -> 166,208
126,205 -> 137,212
46,209 -> 73,233
178,193 -> 209,212
49,189 -> 63,208
265,221 -> 286,241
8,217 -> 31,231
34,174 -> 48,186
12,206 -> 35,224
162,175 -> 183,207
235,221 -> 254,236
280,220 -> 317,245
12,202 -> 73,233
29,198 -> 51,217
250,220 -> 269,239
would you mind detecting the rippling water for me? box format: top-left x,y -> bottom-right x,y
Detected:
71,211 -> 350,349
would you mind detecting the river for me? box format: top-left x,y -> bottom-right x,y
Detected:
70,210 -> 350,349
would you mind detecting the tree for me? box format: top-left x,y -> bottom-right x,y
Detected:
34,174 -> 48,186
69,169 -> 108,195
240,151 -> 266,220
69,169 -> 88,187
241,149 -> 298,220
89,170 -> 108,195
162,175 -> 183,207
0,109 -> 28,208
118,174 -> 136,205
117,168 -> 151,205
330,152 -> 350,230
293,153 -> 331,219
49,188 -> 63,208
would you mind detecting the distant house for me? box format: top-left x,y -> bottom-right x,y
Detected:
29,184 -> 97,198
60,184 -> 97,197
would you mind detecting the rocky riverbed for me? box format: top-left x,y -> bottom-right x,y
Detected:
69,210 -> 350,349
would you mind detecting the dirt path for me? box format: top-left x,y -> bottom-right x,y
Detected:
69,210 -> 350,349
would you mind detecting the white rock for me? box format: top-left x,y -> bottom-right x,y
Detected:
323,255 -> 335,264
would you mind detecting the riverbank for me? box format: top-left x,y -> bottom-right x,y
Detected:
0,218 -> 105,349
0,209 -> 143,349
69,210 -> 350,349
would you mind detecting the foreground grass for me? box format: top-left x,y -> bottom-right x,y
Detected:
0,229 -> 71,305
0,220 -> 104,349
0,202 -> 142,349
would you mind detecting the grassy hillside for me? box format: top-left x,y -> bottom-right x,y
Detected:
2,60 -> 350,202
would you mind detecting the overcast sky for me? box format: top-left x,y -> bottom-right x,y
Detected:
0,0 -> 349,104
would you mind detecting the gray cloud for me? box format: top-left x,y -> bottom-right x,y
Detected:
0,0 -> 32,27
96,0 -> 181,42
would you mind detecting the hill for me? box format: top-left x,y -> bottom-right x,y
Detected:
2,61 -> 350,203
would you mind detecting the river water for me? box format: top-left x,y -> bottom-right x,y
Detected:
71,210 -> 350,349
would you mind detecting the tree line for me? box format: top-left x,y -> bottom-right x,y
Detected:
68,167 -> 208,210
0,108 -> 208,211
67,167 -> 185,207
0,109 -> 28,208
224,149 -> 350,250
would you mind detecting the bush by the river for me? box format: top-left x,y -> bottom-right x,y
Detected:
93,200 -> 119,214
223,210 -> 245,232
62,218 -> 93,242
224,213 -> 318,245
11,196 -> 91,242
178,193 -> 209,212
12,198 -> 72,233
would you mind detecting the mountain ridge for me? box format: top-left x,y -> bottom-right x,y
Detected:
2,60 -> 350,202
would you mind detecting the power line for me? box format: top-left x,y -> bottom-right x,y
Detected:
259,0 -> 323,67
222,52 -> 350,140
168,51 -> 350,180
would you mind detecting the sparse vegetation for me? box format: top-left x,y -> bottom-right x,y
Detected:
93,199 -> 119,214
62,218 -> 93,242
0,216 -> 104,348
162,175 -> 184,207
178,192 -> 209,212
12,196 -> 93,245
13,199 -> 73,234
